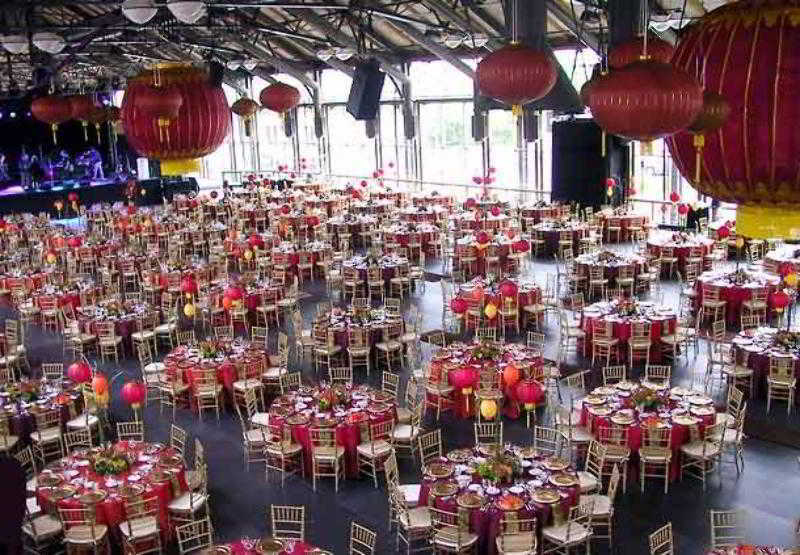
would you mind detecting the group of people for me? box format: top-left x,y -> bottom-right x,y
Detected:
0,147 -> 105,190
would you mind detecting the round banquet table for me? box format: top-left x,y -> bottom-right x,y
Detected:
382,224 -> 439,254
399,207 -> 448,223
732,328 -> 800,401
412,194 -> 450,208
322,306 -> 396,352
326,217 -> 378,239
764,245 -> 800,276
268,385 -> 397,479
0,386 -> 83,444
418,445 -> 579,555
352,200 -> 394,215
341,255 -> 408,285
429,342 -> 543,419
705,547 -> 794,555
578,383 -> 716,480
372,190 -> 403,206
456,278 -> 541,330
597,213 -> 648,242
693,270 -> 780,328
580,301 -> 677,363
454,237 -> 517,276
0,272 -> 50,292
531,223 -> 588,257
34,287 -> 89,310
452,213 -> 511,231
165,341 -> 268,394
272,243 -> 328,277
216,539 -> 330,554
36,441 -> 187,532
520,205 -> 571,225
574,253 -> 646,283
303,197 -> 344,217
647,233 -> 714,273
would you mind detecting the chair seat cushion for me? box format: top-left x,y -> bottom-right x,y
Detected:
64,524 -> 108,544
233,378 -> 262,391
168,491 -> 208,513
391,424 -> 420,442
496,533 -> 537,554
155,323 -> 177,333
542,522 -> 591,544
0,435 -> 19,451
399,483 -> 421,506
267,440 -> 303,456
356,439 -> 393,458
376,340 -> 402,351
425,383 -> 454,395
434,529 -> 478,549
314,345 -> 342,356
119,516 -> 158,539
312,445 -> 345,460
144,362 -> 166,374
577,471 -> 598,493
680,440 -> 721,458
66,414 -> 98,430
398,506 -> 431,530
263,367 -> 287,379
131,331 -> 155,341
23,514 -> 63,541
639,446 -> 672,461
250,412 -> 270,428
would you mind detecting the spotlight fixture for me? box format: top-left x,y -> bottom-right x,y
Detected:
167,1 -> 207,24
243,60 -> 258,71
443,33 -> 464,49
334,47 -> 355,61
470,34 -> 488,48
121,0 -> 158,25
2,35 -> 29,54
316,48 -> 334,61
226,60 -> 241,71
33,32 -> 67,54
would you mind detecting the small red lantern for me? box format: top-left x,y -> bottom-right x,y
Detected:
491,205 -> 502,217
678,204 -> 689,215
248,234 -> 264,249
499,280 -> 518,298
67,192 -> 79,203
476,231 -> 490,245
472,176 -> 482,185
372,171 -> 380,179
506,229 -> 515,240
180,276 -> 198,295
307,215 -> 320,227
515,379 -> 544,410
717,226 -> 731,239
608,34 -> 676,70
281,204 -> 291,215
260,82 -> 300,114
669,192 -> 680,203
605,177 -> 616,188
514,240 -> 530,253
225,286 -> 243,301
121,381 -> 147,409
67,237 -> 81,248
67,361 -> 92,384
31,95 -> 73,144
466,198 -> 477,209
91,373 -> 108,395
450,297 -> 468,314
771,290 -> 790,313
450,366 -> 478,394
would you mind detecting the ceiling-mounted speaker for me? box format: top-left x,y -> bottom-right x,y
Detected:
208,61 -> 224,87
346,59 -> 385,121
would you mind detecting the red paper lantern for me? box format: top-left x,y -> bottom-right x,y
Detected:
281,204 -> 291,215
31,95 -> 73,143
122,65 -> 230,175
771,290 -> 790,312
506,229 -> 515,240
360,180 -> 368,187
629,187 -> 637,196
248,234 -> 264,249
450,366 -> 478,393
586,60 -> 703,141
514,240 -> 530,253
67,361 -> 91,383
222,295 -> 233,310
503,364 -> 520,388
717,226 -> 731,239
225,286 -> 243,301
231,97 -> 259,136
491,205 -> 502,217
678,204 -> 689,215
137,85 -> 183,119
515,379 -> 544,410
666,2 -> 800,238
121,381 -> 147,408
465,198 -> 477,210
608,34 -> 675,70
372,171 -> 380,179
669,192 -> 680,203
476,231 -> 490,245
477,44 -> 557,114
499,280 -> 518,298
472,176 -> 482,185
307,215 -> 320,227
91,374 -> 108,395
67,237 -> 81,248
259,82 -> 300,113
605,177 -> 616,188
180,276 -> 198,294
450,297 -> 468,314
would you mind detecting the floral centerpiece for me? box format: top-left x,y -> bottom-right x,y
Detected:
199,339 -> 229,359
317,386 -> 350,411
6,381 -> 40,403
92,446 -> 132,475
629,387 -> 667,412
728,268 -> 751,285
475,446 -> 520,485
617,298 -> 640,317
597,250 -> 621,264
471,340 -> 501,362
670,232 -> 692,244
775,330 -> 800,352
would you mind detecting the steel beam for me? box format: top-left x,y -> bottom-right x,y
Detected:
386,21 -> 474,79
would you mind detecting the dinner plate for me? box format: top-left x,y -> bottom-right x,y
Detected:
549,474 -> 577,487
673,415 -> 700,426
530,488 -> 560,504
688,395 -> 713,406
543,458 -> 569,471
456,492 -> 484,509
431,482 -> 458,497
587,406 -> 613,417
426,462 -> 454,479
496,494 -> 524,511
78,490 -> 108,504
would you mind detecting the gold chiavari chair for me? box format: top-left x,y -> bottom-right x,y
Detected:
62,429 -> 91,454
22,502 -> 63,554
532,425 -> 561,458
120,496 -> 162,555
429,507 -> 479,553
474,421 -> 503,450
264,421 -> 304,487
648,522 -> 674,555
680,421 -> 723,490
496,515 -> 537,555
350,522 -> 377,555
709,509 -> 746,549
116,421 -> 145,442
417,428 -> 442,470
168,464 -> 210,526
767,355 -> 796,414
269,504 -> 306,541
170,424 -> 188,458
31,408 -> 64,466
586,463 -> 620,548
357,418 -> 395,488
176,518 -> 213,555
541,498 -> 594,554
310,427 -> 345,492
193,367 -> 223,422
639,425 -> 672,494
59,506 -> 110,554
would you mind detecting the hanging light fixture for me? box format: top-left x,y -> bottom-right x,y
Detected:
444,33 -> 464,49
167,1 -> 206,24
243,60 -> 258,71
334,47 -> 355,61
1,35 -> 28,54
470,34 -> 489,48
33,32 -> 66,54
316,48 -> 334,61
225,60 -> 241,71
121,0 -> 158,25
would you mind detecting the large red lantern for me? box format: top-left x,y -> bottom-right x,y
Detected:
608,34 -> 675,70
121,381 -> 147,409
121,64 -> 230,176
31,96 -> 73,144
770,290 -> 790,313
586,59 -> 703,141
231,97 -> 260,137
260,82 -> 300,114
67,361 -> 92,384
499,280 -> 518,298
476,44 -> 557,115
450,366 -> 478,394
450,297 -> 468,314
666,1 -> 800,238
180,276 -> 198,295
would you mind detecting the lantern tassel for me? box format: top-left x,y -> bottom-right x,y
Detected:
244,118 -> 252,137
95,123 -> 101,143
693,133 -> 705,183
512,104 -> 523,118
601,130 -> 606,157
51,123 -> 58,145
82,121 -> 88,142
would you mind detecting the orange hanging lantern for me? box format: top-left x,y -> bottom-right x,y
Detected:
231,97 -> 260,137
477,43 -> 557,116
122,64 -> 230,175
666,1 -> 800,238
31,95 -> 73,144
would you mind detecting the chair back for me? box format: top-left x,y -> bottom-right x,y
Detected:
117,421 -> 145,442
349,522 -> 377,555
473,422 -> 503,448
270,504 -> 306,540
532,425 -> 560,457
417,429 -> 442,467
602,365 -> 626,385
176,518 -> 213,555
709,509 -> 746,548
648,522 -> 674,555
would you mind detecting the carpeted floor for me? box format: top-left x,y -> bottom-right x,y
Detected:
11,241 -> 800,554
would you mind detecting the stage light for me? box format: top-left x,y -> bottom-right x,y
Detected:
316,48 -> 334,61
444,33 -> 464,49
122,0 -> 158,25
10,112 -> 16,118
334,47 -> 355,61
33,32 -> 66,54
167,1 -> 206,24
470,34 -> 488,48
243,60 -> 258,71
225,60 -> 241,71
2,35 -> 29,54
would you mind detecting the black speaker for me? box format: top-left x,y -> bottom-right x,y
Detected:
208,61 -> 225,87
347,60 -> 385,121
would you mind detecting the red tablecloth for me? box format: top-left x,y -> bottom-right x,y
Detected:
694,278 -> 778,328
733,344 -> 800,401
581,313 -> 676,363
533,227 -> 587,257
226,539 -> 324,554
165,345 -> 267,393
598,214 -> 648,242
36,441 -> 186,531
647,241 -> 713,272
